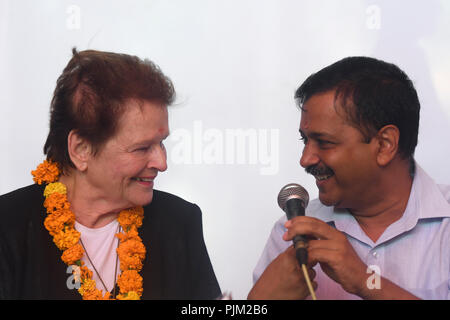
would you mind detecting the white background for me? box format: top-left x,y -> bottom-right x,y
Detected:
1,0 -> 449,299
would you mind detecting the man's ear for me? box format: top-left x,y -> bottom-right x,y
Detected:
374,125 -> 400,166
67,130 -> 92,172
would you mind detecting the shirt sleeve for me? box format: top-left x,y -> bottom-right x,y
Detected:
252,215 -> 291,284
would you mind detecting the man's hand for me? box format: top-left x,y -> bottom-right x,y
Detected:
283,216 -> 368,295
283,216 -> 420,300
248,246 -> 317,300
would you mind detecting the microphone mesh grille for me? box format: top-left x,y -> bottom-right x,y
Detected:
277,183 -> 309,211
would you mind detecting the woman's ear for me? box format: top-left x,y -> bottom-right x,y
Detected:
374,125 -> 400,166
67,130 -> 92,172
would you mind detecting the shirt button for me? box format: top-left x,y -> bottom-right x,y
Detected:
372,251 -> 378,258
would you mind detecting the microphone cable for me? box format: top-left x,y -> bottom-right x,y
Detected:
296,242 -> 317,300
301,264 -> 317,300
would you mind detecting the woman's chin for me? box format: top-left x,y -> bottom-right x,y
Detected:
127,190 -> 154,208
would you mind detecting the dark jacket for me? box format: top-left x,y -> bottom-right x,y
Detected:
0,184 -> 221,299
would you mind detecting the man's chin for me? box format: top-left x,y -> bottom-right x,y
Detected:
318,193 -> 338,207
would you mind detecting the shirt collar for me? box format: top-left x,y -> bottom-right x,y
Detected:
409,163 -> 450,220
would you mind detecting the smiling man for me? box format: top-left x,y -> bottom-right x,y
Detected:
249,57 -> 450,300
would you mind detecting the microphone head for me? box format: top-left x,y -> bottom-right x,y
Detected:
277,183 -> 309,212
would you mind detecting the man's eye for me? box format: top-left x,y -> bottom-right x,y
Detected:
299,137 -> 308,144
317,140 -> 334,148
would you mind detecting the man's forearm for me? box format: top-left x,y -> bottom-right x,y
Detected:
357,276 -> 421,300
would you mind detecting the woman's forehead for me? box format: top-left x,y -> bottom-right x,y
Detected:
113,101 -> 168,141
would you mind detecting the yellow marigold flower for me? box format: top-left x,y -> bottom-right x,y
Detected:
117,270 -> 143,296
31,160 -> 60,184
43,182 -> 67,197
117,238 -> 146,271
116,291 -> 140,300
78,278 -> 96,296
61,243 -> 84,265
53,227 -> 80,251
118,207 -> 144,231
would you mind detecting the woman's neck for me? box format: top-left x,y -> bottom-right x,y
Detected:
59,173 -> 122,229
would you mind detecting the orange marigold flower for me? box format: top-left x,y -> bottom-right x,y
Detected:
115,226 -> 139,243
117,270 -> 143,296
117,207 -> 144,231
102,292 -> 112,300
61,243 -> 84,265
79,265 -> 93,281
44,193 -> 71,214
82,291 -> 102,300
53,227 -> 80,251
83,290 -> 111,300
44,209 -> 76,236
31,160 -> 60,184
117,238 -> 146,271
44,214 -> 64,237
127,206 -> 144,217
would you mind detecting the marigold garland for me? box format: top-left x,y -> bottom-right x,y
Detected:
32,160 -> 146,300
32,160 -> 60,185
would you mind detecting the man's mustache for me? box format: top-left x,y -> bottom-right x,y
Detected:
305,164 -> 334,176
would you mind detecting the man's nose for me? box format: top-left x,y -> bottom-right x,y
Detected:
299,142 -> 320,169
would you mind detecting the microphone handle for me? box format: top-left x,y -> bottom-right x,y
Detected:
285,198 -> 305,220
285,198 -> 308,265
293,235 -> 308,266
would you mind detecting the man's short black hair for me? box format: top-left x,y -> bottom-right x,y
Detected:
295,56 -> 420,160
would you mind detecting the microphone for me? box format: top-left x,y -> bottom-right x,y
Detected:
277,183 -> 317,300
277,183 -> 310,266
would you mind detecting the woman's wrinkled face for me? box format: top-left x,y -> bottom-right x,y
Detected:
85,99 -> 169,209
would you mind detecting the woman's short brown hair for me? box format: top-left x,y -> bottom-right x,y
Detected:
43,48 -> 175,174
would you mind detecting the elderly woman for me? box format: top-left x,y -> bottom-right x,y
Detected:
0,49 -> 221,300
